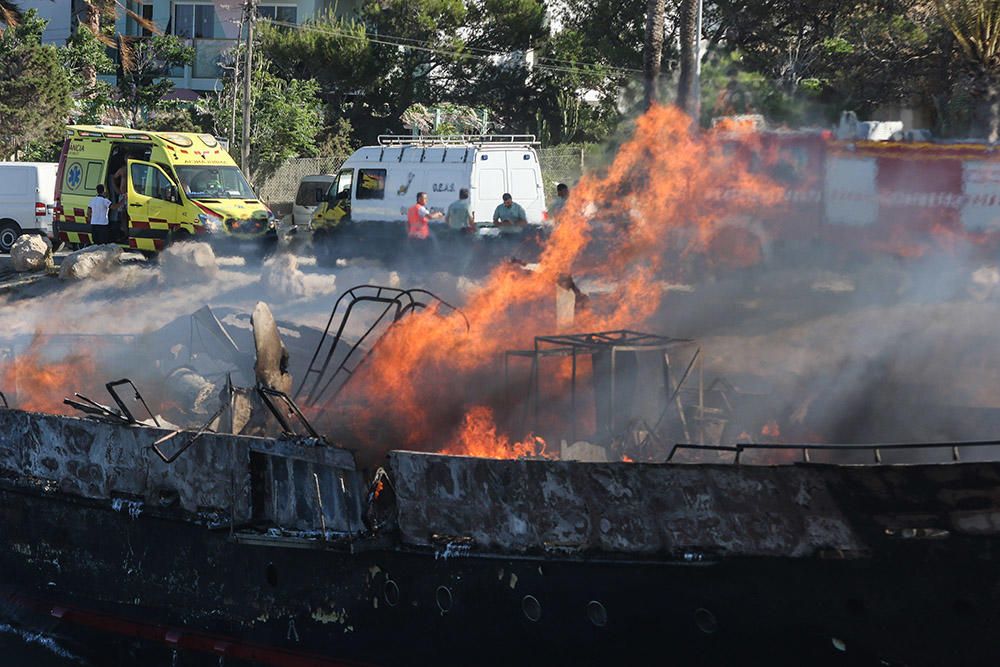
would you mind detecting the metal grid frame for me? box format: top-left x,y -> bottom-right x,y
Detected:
505,330 -> 696,444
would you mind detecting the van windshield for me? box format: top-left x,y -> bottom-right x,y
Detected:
175,166 -> 255,200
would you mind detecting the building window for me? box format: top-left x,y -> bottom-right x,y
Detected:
141,3 -> 154,36
258,5 -> 298,24
173,3 -> 216,39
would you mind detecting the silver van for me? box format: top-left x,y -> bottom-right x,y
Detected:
293,174 -> 336,231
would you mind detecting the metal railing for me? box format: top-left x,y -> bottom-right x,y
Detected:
665,439 -> 1000,464
377,134 -> 539,147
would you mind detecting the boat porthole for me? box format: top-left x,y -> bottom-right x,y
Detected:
265,563 -> 278,588
586,600 -> 607,627
435,586 -> 453,614
694,607 -> 717,634
521,595 -> 541,622
383,579 -> 400,607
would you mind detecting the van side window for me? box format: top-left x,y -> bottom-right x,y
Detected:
84,161 -> 104,190
356,169 -> 386,200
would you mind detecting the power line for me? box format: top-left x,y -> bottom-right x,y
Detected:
265,19 -> 648,78
269,18 -> 641,71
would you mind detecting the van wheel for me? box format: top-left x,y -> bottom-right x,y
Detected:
170,230 -> 191,246
0,222 -> 20,254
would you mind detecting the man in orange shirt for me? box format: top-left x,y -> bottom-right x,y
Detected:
406,191 -> 443,268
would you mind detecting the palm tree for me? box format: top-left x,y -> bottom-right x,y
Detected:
0,0 -> 21,33
676,0 -> 699,119
643,0 -> 665,108
935,0 -> 1000,140
71,0 -> 158,87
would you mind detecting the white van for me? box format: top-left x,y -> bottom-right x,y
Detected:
312,135 -> 547,239
0,162 -> 58,252
293,174 -> 336,229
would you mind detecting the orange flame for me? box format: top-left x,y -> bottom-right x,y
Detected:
0,336 -> 98,414
444,406 -> 549,459
761,420 -> 781,439
337,105 -> 786,461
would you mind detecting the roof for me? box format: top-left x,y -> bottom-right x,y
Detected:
66,125 -> 223,150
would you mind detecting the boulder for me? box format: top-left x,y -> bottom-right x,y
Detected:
10,234 -> 52,272
58,244 -> 122,280
158,242 -> 219,285
260,252 -> 308,298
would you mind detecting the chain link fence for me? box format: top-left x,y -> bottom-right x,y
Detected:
256,155 -> 349,215
256,148 -> 590,213
538,147 -> 587,195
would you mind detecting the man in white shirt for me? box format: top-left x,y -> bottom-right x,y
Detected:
87,184 -> 114,245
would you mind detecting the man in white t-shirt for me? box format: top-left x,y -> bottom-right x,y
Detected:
87,184 -> 113,245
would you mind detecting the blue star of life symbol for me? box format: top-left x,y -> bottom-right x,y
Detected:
67,163 -> 83,190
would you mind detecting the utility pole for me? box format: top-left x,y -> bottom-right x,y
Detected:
228,14 -> 244,153
240,0 -> 256,175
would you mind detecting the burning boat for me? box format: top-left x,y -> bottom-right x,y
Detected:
3,105 -> 1000,667
0,291 -> 998,667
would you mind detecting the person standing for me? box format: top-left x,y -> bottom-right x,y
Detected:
110,153 -> 135,241
550,183 -> 570,218
492,193 -> 527,232
446,188 -> 475,232
86,184 -> 114,245
406,191 -> 443,267
443,188 -> 476,271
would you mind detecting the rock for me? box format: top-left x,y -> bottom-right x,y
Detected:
158,242 -> 219,285
10,234 -> 52,272
560,440 -> 610,462
970,265 -> 1000,301
260,253 -> 308,298
165,367 -> 218,415
58,244 -> 122,280
251,301 -> 293,394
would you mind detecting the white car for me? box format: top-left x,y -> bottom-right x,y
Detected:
0,162 -> 58,252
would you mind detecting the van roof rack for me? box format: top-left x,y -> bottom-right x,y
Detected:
377,134 -> 539,147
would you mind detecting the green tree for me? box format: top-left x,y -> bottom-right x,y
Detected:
0,9 -> 72,158
360,0 -> 467,138
935,0 -> 1000,139
532,29 -> 621,143
116,34 -> 194,128
61,25 -> 117,124
210,66 -> 323,182
705,0 -> 953,129
258,14 -> 373,142
447,0 -> 548,133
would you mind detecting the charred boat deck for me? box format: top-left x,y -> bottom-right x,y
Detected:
0,408 -> 998,666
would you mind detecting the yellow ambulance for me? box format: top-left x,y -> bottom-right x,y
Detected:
54,125 -> 276,252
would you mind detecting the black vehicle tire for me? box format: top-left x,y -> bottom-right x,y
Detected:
49,236 -> 63,253
312,229 -> 333,264
170,229 -> 191,246
0,221 -> 21,254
